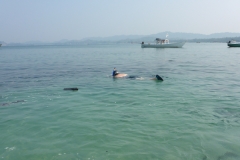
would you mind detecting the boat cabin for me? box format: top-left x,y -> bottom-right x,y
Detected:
228,40 -> 237,44
155,38 -> 169,44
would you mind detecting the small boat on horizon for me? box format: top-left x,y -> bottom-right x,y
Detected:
141,35 -> 185,48
227,40 -> 240,47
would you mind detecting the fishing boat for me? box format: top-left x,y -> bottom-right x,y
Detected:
141,35 -> 185,48
227,40 -> 240,47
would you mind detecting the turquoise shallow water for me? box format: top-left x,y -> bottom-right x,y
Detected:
0,43 -> 240,160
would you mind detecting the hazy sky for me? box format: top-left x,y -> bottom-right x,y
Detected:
1,0 -> 240,43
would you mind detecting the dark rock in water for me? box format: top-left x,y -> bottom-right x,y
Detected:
64,88 -> 78,91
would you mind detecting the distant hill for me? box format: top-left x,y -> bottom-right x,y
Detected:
187,36 -> 240,43
83,31 -> 240,41
81,35 -> 144,41
4,32 -> 240,46
79,32 -> 240,44
0,41 -> 7,46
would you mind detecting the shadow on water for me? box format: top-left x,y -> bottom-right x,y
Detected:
201,152 -> 240,160
153,80 -> 164,83
0,100 -> 26,107
217,152 -> 240,160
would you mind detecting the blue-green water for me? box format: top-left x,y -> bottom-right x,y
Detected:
0,43 -> 240,160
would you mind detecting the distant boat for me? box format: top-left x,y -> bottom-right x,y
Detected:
227,40 -> 240,47
141,35 -> 185,48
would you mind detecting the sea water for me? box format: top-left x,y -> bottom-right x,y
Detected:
0,43 -> 240,160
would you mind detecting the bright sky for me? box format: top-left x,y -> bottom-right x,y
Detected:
1,0 -> 240,43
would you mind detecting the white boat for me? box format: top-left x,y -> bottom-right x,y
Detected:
113,73 -> 128,78
227,40 -> 240,47
141,35 -> 185,48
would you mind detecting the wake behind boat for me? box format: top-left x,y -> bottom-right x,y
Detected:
141,35 -> 185,48
227,40 -> 240,47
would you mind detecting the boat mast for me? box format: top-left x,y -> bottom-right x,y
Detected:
165,33 -> 169,44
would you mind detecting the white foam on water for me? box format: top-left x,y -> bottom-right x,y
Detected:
5,147 -> 15,151
136,77 -> 144,80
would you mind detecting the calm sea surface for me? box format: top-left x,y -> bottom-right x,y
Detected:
0,43 -> 240,160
